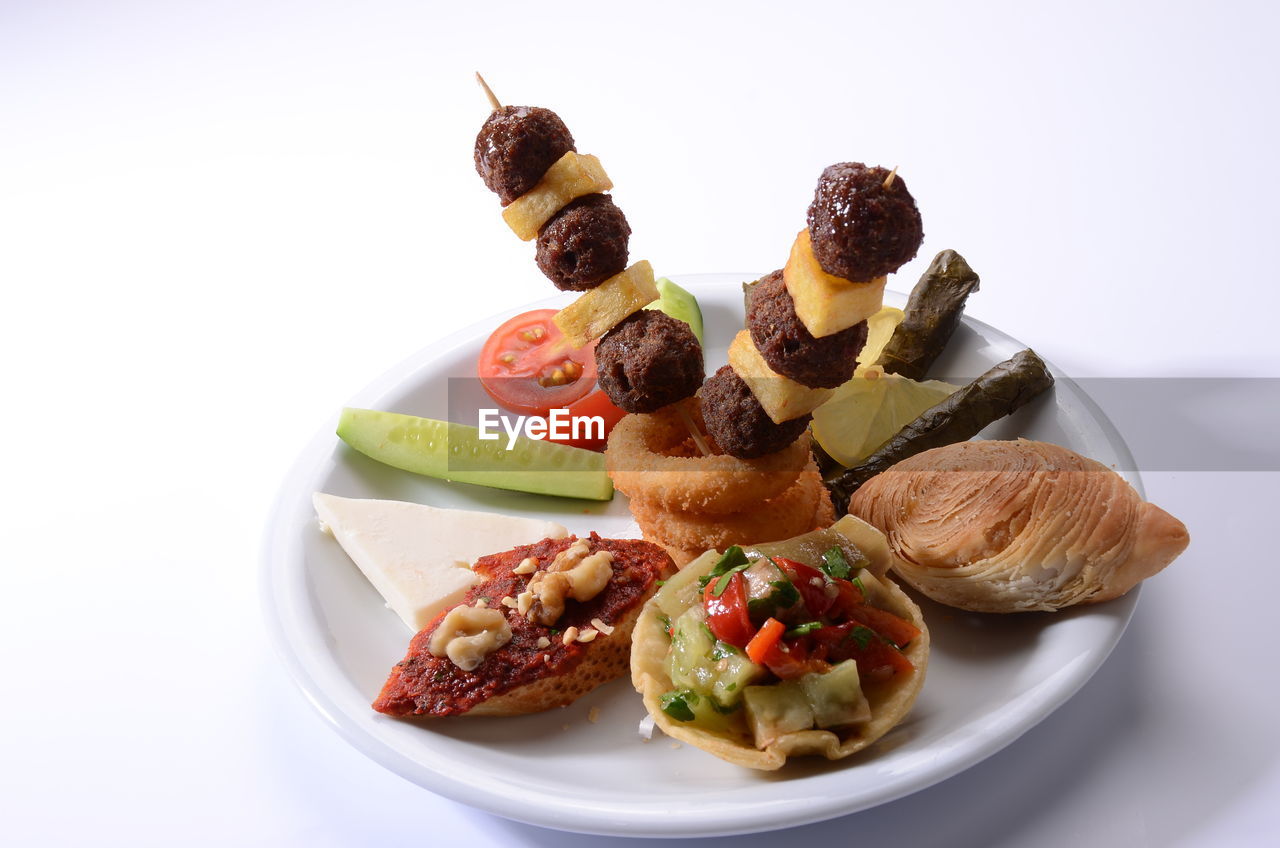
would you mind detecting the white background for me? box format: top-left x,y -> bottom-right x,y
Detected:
3,1 -> 1278,846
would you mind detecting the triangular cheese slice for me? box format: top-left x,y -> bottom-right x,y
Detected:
313,493 -> 568,632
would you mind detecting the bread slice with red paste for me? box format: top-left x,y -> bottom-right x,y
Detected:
373,533 -> 671,717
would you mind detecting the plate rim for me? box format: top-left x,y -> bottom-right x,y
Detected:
259,273 -> 1142,837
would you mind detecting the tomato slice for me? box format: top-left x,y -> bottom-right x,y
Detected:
478,309 -> 598,417
703,572 -> 754,648
547,389 -> 627,451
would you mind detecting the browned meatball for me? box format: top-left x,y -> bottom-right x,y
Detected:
596,310 -> 703,413
474,106 -> 575,205
747,269 -> 867,389
699,366 -> 810,459
806,162 -> 923,281
535,194 -> 631,291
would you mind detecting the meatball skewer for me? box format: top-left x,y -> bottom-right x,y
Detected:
472,75 -> 703,420
703,163 -> 924,459
474,85 -> 631,291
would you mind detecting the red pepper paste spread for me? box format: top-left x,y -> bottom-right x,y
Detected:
372,534 -> 668,717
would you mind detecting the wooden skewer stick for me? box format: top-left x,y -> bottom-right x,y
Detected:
475,72 -> 502,111
677,402 -> 713,457
882,166 -> 899,189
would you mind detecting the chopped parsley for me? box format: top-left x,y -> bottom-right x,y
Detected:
709,698 -> 741,715
821,545 -> 870,581
747,578 -> 801,620
692,622 -> 741,659
845,625 -> 877,650
820,546 -> 852,579
660,690 -> 698,722
698,546 -> 750,588
771,578 -> 800,607
785,621 -> 823,638
711,562 -> 750,597
709,640 -> 740,660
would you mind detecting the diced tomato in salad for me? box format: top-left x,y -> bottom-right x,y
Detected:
772,557 -> 837,619
699,548 -> 917,682
704,572 -> 754,647
810,621 -> 916,683
847,604 -> 921,649
745,617 -> 785,664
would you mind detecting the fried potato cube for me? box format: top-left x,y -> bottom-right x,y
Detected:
553,260 -> 658,348
502,152 -> 613,241
783,229 -> 888,338
728,330 -> 834,423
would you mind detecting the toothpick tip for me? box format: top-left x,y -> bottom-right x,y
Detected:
676,403 -> 713,457
475,72 -> 502,111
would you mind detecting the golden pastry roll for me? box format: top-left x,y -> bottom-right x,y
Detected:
849,439 -> 1189,612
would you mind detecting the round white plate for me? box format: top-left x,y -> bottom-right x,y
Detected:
261,274 -> 1140,838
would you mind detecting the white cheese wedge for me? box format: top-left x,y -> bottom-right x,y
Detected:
312,492 -> 568,632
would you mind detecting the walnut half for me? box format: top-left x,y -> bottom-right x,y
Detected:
427,604 -> 512,671
526,541 -> 615,626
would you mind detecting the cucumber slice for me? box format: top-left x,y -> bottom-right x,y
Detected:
743,682 -> 814,748
645,277 -> 704,345
667,607 -> 762,708
336,408 -> 613,501
799,660 -> 871,728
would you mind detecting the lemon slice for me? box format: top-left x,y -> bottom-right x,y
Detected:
856,306 -> 905,371
812,367 -> 959,467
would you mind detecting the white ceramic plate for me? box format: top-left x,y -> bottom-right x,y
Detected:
261,275 -> 1140,838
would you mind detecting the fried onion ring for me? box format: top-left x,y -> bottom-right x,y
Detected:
606,402 -> 810,515
631,462 -> 826,551
812,482 -> 836,529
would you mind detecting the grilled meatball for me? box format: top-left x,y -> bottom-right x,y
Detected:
596,310 -> 703,413
535,194 -> 631,291
699,366 -> 810,459
474,106 -> 575,205
747,269 -> 867,388
806,162 -> 923,281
